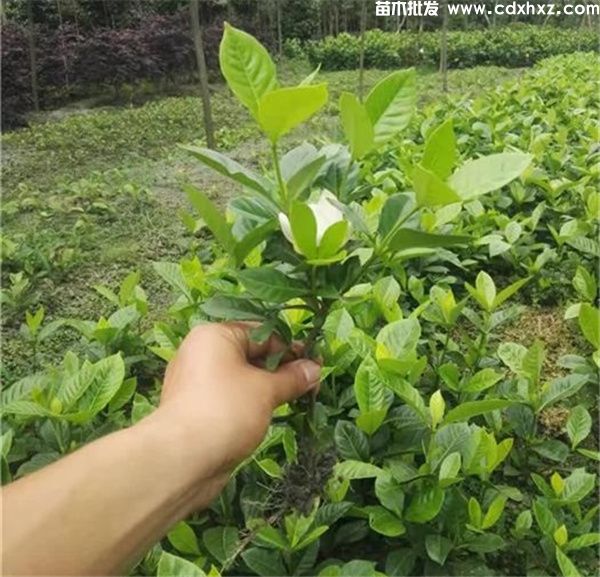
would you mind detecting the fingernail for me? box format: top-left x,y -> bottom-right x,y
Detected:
299,360 -> 321,387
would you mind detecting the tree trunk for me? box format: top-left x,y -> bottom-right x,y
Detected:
276,0 -> 283,56
440,0 -> 449,93
27,0 -> 40,112
190,0 -> 215,149
358,0 -> 367,100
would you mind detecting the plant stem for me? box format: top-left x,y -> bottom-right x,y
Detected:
271,141 -> 287,207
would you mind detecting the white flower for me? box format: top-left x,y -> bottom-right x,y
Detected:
278,190 -> 348,256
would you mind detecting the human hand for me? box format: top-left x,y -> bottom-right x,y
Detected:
150,322 -> 321,506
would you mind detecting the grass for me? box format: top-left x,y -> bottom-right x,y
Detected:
1,61 -> 524,381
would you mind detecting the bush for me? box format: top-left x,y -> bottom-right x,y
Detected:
0,12 -> 221,129
307,25 -> 600,70
3,26 -> 598,575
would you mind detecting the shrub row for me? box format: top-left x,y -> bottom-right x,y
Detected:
306,25 -> 600,70
1,12 -> 227,129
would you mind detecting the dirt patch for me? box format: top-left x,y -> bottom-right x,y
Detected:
501,307 -> 580,380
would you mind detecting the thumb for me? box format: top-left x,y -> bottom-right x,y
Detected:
266,359 -> 321,407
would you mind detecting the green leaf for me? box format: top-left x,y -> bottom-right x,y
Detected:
339,92 -> 374,159
476,271 -> 496,311
368,507 -> 405,537
578,303 -> 599,349
335,460 -> 383,480
468,497 -> 482,528
405,485 -> 445,523
289,201 -> 317,258
573,266 -> 597,302
108,376 -> 137,412
258,84 -> 328,142
384,377 -> 428,422
482,494 -> 507,529
354,355 -> 388,435
439,452 -> 462,485
560,468 -> 596,504
242,547 -> 286,576
334,420 -> 370,461
429,390 -> 445,428
255,526 -> 288,550
388,227 -> 470,251
385,548 -> 416,577
201,296 -> 265,321
444,400 -> 515,424
463,368 -> 503,393
565,533 -> 600,552
464,534 -> 505,553
422,119 -> 457,180
318,220 -> 348,258
72,354 -> 125,420
238,267 -> 307,303
280,143 -> 326,199
375,472 -> 404,517
533,499 -> 557,535
184,184 -> 236,255
521,340 -> 545,385
412,164 -> 461,208
234,220 -> 278,265
181,146 -> 270,197
449,152 -> 533,199
566,406 -> 592,449
157,552 -> 205,577
538,374 -> 589,412
376,317 -> 421,361
365,69 -> 416,144
202,526 -> 239,564
494,277 -> 531,308
219,22 -> 277,120
425,534 -> 453,566
167,521 -> 200,555
555,549 -> 581,577
378,194 -> 414,238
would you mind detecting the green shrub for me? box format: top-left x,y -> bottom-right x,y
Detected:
1,25 -> 598,577
307,25 -> 600,71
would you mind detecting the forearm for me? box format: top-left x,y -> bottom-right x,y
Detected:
2,411 -> 224,576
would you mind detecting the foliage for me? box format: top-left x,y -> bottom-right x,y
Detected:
307,25 -> 600,71
1,25 -> 598,577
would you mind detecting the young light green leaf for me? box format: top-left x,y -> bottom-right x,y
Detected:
566,406 -> 592,449
339,92 -> 374,159
365,69 -> 416,144
573,266 -> 597,302
412,164 -> 461,208
468,497 -> 482,528
482,494 -> 507,529
578,303 -> 599,349
289,201 -> 317,258
219,22 -> 277,120
555,548 -> 581,577
429,390 -> 445,428
449,152 -> 533,199
167,521 -> 200,555
422,119 -> 457,180
157,553 -> 205,577
258,84 -> 328,142
463,368 -> 503,393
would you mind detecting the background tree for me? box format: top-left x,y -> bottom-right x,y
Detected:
190,0 -> 215,148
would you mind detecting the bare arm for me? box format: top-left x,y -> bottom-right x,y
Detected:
2,323 -> 321,576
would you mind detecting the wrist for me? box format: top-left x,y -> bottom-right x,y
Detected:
134,407 -> 231,514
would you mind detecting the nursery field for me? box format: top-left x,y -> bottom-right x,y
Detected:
1,25 -> 599,577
